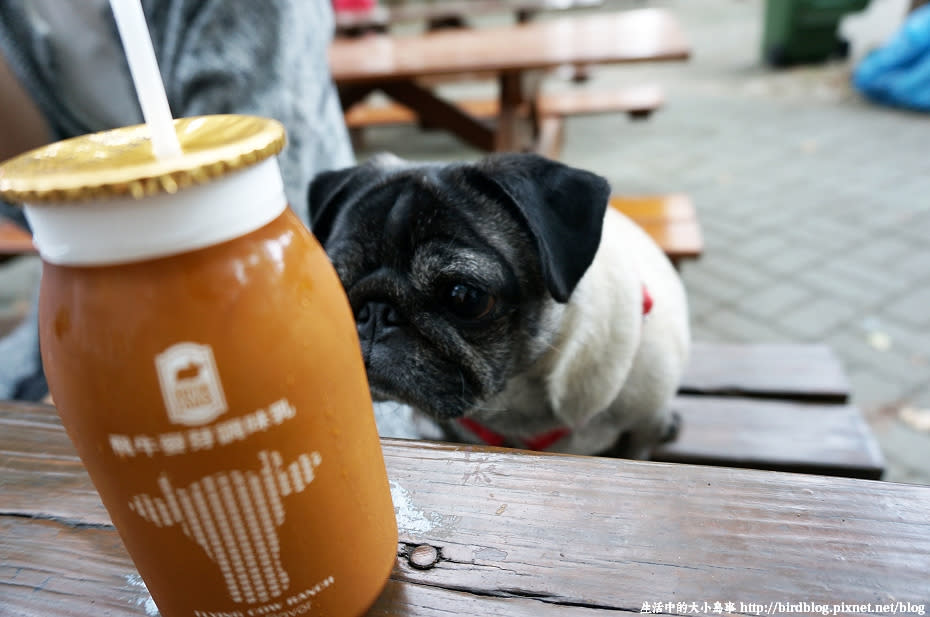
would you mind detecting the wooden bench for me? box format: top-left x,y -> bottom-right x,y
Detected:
2,400 -> 926,616
532,84 -> 666,158
0,220 -> 35,258
609,193 -> 703,268
537,84 -> 665,120
345,85 -> 665,159
657,342 -> 885,480
344,87 -> 665,129
345,98 -> 513,129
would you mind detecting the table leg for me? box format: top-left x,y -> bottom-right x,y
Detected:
337,85 -> 378,111
534,116 -> 565,160
379,81 -> 496,152
346,73 -> 545,154
496,72 -> 524,152
496,70 -> 546,152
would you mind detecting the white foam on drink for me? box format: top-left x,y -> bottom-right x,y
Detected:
108,0 -> 181,159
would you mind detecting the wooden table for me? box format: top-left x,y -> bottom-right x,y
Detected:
3,400 -> 929,615
328,8 -> 690,152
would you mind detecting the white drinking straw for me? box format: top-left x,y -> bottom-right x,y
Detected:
108,0 -> 182,159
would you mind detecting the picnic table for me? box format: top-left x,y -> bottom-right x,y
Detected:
328,8 -> 691,153
2,399 -> 928,616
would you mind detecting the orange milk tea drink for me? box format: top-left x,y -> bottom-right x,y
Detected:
0,115 -> 397,617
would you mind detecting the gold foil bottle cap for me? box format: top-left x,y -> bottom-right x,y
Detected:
0,115 -> 286,204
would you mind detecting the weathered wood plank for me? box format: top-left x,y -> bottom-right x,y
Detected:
681,342 -> 851,403
329,10 -> 691,86
0,517 -> 146,617
344,99 -> 517,128
0,512 -> 621,617
379,81 -> 497,152
382,441 -> 929,605
344,86 -> 664,130
608,193 -> 696,221
2,402 -> 928,616
367,579 -> 618,616
0,220 -> 36,256
537,85 -> 665,118
609,194 -> 703,265
656,395 -> 885,479
0,402 -> 110,525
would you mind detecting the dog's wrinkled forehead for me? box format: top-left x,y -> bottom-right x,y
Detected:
326,163 -> 524,264
371,169 -> 460,250
310,153 -> 611,302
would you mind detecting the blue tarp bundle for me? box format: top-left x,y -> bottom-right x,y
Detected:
853,4 -> 930,111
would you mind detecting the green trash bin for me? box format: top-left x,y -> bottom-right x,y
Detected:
763,0 -> 871,66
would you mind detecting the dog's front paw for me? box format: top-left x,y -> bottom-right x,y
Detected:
660,411 -> 682,444
598,411 -> 682,460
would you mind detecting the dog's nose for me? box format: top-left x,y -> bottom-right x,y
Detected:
356,301 -> 402,340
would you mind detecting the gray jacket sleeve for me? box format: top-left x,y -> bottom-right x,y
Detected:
0,0 -> 353,224
0,0 -> 354,400
143,0 -> 355,224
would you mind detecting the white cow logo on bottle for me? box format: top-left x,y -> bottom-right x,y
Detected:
143,343 -> 324,604
129,449 -> 322,604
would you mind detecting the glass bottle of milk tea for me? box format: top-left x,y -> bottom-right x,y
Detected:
0,115 -> 397,617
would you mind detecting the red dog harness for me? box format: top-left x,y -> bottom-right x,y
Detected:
457,417 -> 571,450
458,283 -> 653,451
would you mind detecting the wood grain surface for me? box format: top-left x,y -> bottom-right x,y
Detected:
681,342 -> 851,403
657,396 -> 885,478
2,401 -> 928,616
0,220 -> 36,256
329,9 -> 690,85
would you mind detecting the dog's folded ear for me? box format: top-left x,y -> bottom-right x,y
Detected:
461,154 -> 611,303
308,166 -> 366,246
308,154 -> 406,245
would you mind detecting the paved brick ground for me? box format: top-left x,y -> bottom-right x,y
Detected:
357,0 -> 930,484
2,0 -> 927,483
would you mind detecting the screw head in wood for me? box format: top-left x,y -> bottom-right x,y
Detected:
408,544 -> 439,569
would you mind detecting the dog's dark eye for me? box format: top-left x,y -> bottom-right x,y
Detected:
445,284 -> 496,320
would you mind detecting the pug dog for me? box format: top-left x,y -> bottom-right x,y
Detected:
308,153 -> 690,458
